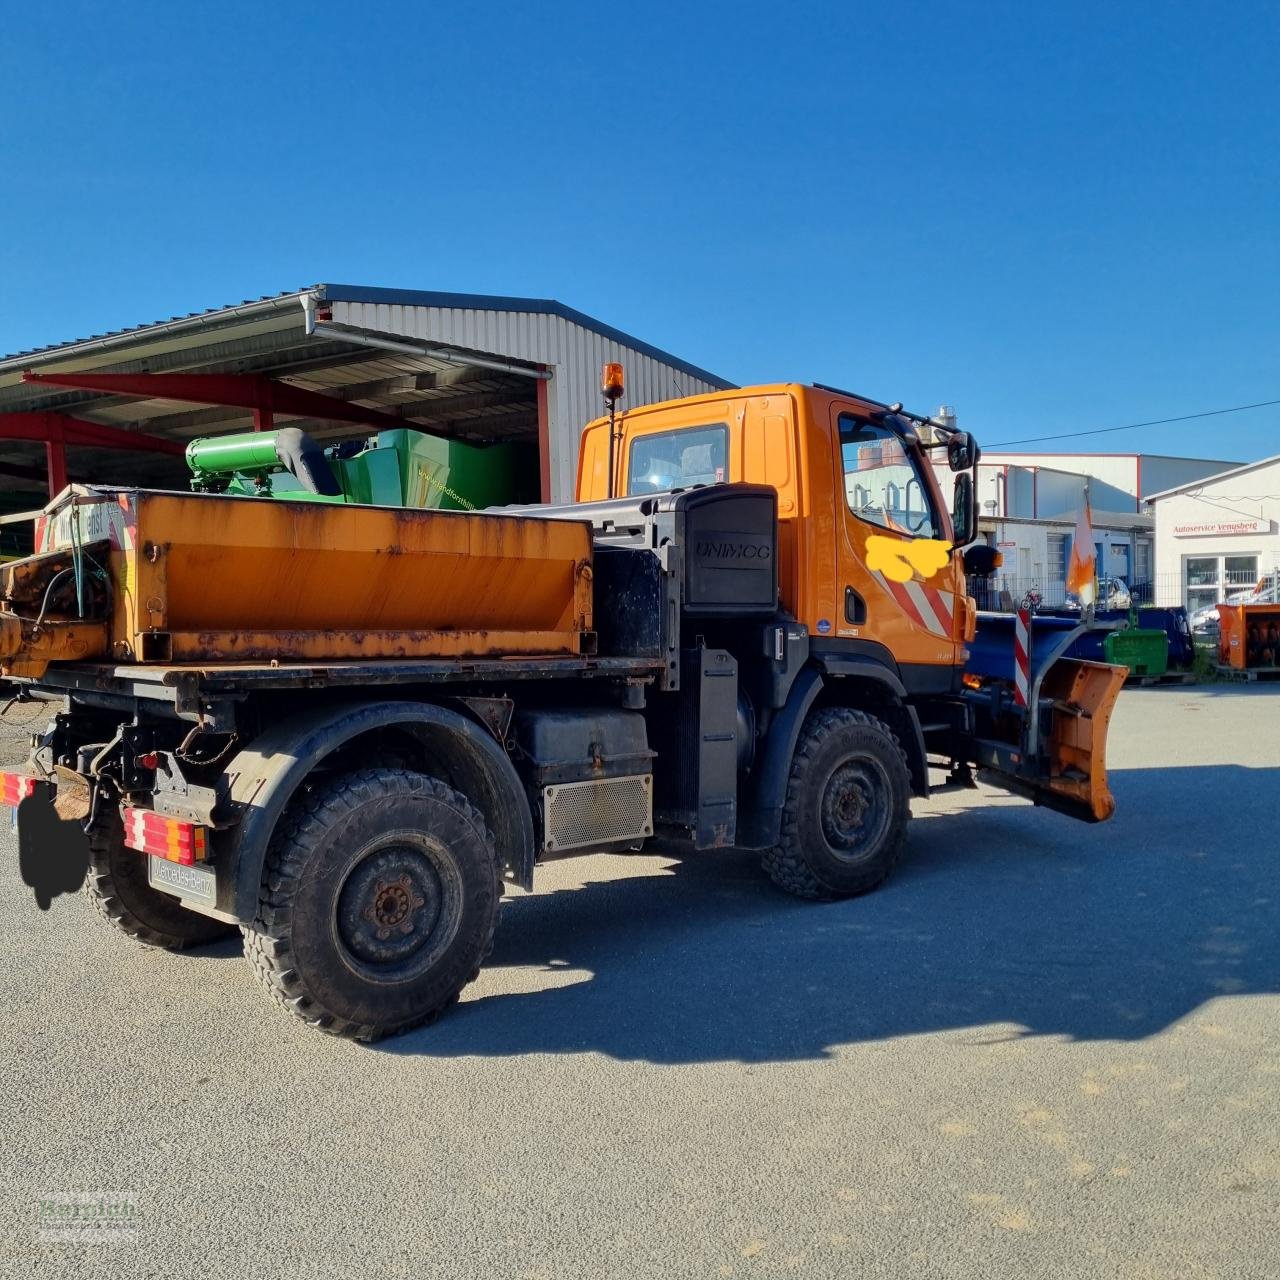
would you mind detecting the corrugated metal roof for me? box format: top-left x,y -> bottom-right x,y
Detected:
0,289 -> 316,365
0,284 -> 732,388
318,285 -> 731,388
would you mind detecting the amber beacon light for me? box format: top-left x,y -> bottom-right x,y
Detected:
601,362 -> 625,403
603,362 -> 626,499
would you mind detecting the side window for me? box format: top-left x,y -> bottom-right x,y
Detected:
627,424 -> 728,495
839,415 -> 941,538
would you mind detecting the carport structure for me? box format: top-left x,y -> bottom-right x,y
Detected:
0,285 -> 729,512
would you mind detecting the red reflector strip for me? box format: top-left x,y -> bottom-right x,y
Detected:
121,806 -> 209,866
0,771 -> 38,808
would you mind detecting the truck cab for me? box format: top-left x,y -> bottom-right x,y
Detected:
578,382 -> 976,690
575,380 -> 1122,832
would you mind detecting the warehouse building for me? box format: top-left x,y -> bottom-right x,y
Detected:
930,454 -> 1157,603
934,449 -> 1241,607
968,510 -> 1155,608
0,285 -> 731,530
979,450 -> 1237,515
1145,454 -> 1280,612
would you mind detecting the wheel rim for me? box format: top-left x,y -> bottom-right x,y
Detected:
334,834 -> 463,983
819,756 -> 892,863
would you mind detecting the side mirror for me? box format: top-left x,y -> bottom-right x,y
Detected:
947,431 -> 981,472
952,472 -> 977,545
962,543 -> 1001,576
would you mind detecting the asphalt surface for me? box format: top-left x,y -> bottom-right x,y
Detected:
0,685 -> 1276,1279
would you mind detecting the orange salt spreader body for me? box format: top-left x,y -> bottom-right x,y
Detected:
0,486 -> 593,677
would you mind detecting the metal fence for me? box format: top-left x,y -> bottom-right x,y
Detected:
971,574 -> 1206,614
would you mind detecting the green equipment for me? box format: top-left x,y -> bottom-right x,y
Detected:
185,425 -> 538,511
1104,626 -> 1169,678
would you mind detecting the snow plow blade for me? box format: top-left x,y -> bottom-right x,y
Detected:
965,649 -> 1127,824
1028,657 -> 1127,822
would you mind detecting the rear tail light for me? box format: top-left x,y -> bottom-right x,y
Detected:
122,806 -> 209,865
0,771 -> 39,808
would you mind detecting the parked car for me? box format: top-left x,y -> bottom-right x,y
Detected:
1064,577 -> 1132,612
1191,572 -> 1280,636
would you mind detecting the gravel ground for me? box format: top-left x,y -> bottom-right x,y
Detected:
0,685 -> 1276,1279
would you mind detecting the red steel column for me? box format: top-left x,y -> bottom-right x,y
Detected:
45,440 -> 68,494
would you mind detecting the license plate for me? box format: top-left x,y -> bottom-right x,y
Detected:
147,856 -> 218,910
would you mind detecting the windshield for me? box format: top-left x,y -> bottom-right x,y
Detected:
838,414 -> 942,539
627,424 -> 728,494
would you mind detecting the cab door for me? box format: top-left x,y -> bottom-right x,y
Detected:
829,404 -> 966,678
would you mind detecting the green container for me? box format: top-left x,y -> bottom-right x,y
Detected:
187,426 -> 540,510
1104,628 -> 1168,677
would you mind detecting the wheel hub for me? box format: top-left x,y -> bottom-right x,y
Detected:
337,847 -> 444,966
820,759 -> 888,857
366,874 -> 421,937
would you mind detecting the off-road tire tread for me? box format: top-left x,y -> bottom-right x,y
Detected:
761,707 -> 911,900
242,769 -> 501,1042
85,807 -> 236,950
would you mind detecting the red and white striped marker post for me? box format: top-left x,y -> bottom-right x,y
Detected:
1013,602 -> 1032,707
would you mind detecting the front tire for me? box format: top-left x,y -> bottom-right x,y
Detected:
761,708 -> 911,900
242,769 -> 500,1041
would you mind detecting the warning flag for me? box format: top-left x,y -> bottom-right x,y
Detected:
1067,501 -> 1096,605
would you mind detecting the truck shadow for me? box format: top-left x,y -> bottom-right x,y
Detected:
378,764 -> 1279,1063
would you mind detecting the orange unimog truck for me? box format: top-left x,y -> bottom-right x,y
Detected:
0,373 -> 1124,1041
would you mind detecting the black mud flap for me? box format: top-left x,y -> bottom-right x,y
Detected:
16,783 -> 91,910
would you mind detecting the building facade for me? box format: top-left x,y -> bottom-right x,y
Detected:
979,451 -> 1237,515
1146,455 -> 1280,611
929,448 -> 1248,608
973,511 -> 1155,608
322,287 -> 730,500
931,453 -> 1158,604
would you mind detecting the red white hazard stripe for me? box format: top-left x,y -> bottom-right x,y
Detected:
1014,606 -> 1031,707
0,771 -> 38,808
873,572 -> 957,639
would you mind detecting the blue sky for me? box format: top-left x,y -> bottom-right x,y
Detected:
1,1 -> 1276,460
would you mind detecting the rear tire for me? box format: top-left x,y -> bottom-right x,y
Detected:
242,769 -> 500,1041
85,810 -> 236,950
760,707 -> 911,900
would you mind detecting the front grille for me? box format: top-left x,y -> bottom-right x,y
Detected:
542,774 -> 653,852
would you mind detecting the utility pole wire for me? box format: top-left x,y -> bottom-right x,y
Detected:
987,398 -> 1280,448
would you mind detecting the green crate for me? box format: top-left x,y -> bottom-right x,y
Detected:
1104,628 -> 1168,677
